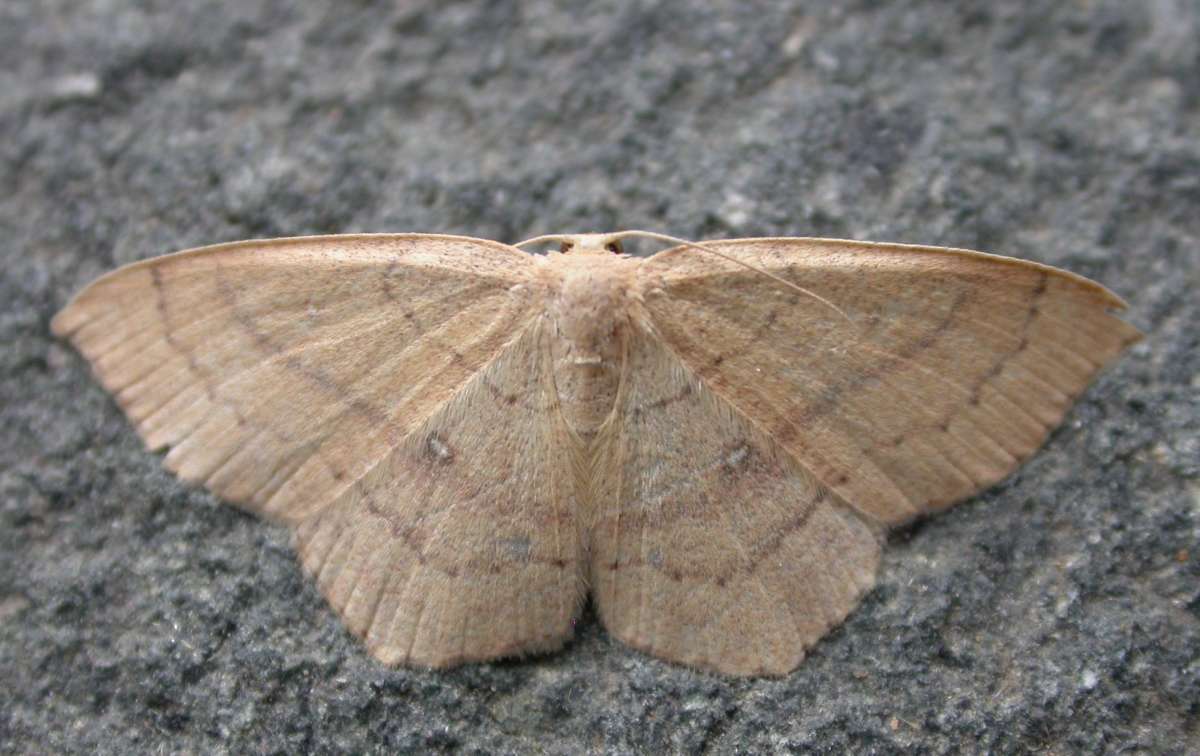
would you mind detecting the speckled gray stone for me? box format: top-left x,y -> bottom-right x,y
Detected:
1,1 -> 1197,753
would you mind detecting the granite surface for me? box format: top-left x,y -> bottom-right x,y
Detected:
1,1 -> 1197,753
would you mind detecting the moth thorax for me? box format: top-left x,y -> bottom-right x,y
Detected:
549,264 -> 633,440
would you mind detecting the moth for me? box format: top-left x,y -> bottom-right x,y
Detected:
52,231 -> 1140,675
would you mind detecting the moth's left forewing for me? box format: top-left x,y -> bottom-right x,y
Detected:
639,238 -> 1141,527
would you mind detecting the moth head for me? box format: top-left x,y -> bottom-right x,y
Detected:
514,232 -> 628,256
558,234 -> 625,256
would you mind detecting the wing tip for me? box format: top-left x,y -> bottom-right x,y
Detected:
367,629 -> 575,670
50,301 -> 84,339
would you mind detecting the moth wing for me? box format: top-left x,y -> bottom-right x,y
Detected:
52,234 -> 538,524
639,238 -> 1140,526
294,317 -> 587,667
589,328 -> 880,675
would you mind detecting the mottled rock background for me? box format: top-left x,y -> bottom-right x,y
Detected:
1,1 -> 1197,753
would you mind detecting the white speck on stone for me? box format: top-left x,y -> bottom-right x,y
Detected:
48,72 -> 102,103
716,192 -> 755,228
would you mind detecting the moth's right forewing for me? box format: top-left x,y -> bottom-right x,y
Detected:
53,234 -> 540,524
